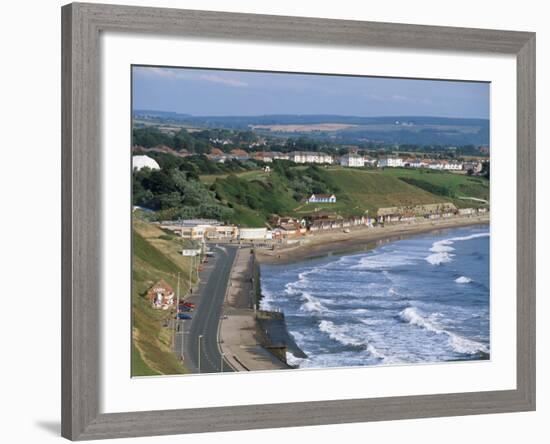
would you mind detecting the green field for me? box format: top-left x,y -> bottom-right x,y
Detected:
204,165 -> 489,226
132,220 -> 197,376
300,167 -> 448,216
200,169 -> 268,184
379,168 -> 489,207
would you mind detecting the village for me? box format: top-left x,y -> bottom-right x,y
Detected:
135,145 -> 487,175
156,201 -> 488,247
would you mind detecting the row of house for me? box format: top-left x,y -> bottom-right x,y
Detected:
159,211 -> 371,244
268,213 -> 372,237
381,156 -> 483,172
375,203 -> 488,224
306,213 -> 372,233
210,149 -> 333,164
206,147 -> 485,173
134,144 -> 485,173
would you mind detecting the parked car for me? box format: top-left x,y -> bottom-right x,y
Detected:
178,305 -> 192,312
182,301 -> 195,308
177,313 -> 192,320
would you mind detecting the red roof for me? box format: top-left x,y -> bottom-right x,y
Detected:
230,149 -> 248,156
210,147 -> 224,156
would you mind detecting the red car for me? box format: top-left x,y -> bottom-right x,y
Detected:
182,301 -> 195,309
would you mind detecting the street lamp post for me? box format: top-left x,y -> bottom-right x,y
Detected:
173,272 -> 180,352
181,322 -> 189,361
198,334 -> 203,373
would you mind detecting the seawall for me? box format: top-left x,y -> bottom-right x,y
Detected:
218,247 -> 291,371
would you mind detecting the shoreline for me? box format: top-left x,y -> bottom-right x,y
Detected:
256,215 -> 490,265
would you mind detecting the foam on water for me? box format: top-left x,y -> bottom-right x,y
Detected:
300,292 -> 330,314
425,251 -> 455,265
399,307 -> 488,355
318,320 -> 384,360
425,232 -> 489,266
260,226 -> 490,368
319,320 -> 364,347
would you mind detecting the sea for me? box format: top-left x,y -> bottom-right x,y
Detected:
259,225 -> 490,369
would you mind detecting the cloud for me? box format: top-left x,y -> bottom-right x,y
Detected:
365,92 -> 432,105
134,67 -> 247,87
391,94 -> 432,105
138,67 -> 189,80
199,74 -> 248,87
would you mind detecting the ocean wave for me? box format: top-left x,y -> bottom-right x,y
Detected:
286,351 -> 307,367
359,318 -> 386,326
352,253 -> 416,270
425,251 -> 454,265
300,292 -> 330,314
399,307 -> 488,355
283,282 -> 300,296
350,308 -> 369,314
319,320 -> 363,347
450,232 -> 490,242
448,334 -> 489,355
455,276 -> 472,284
425,232 -> 489,266
259,287 -> 275,311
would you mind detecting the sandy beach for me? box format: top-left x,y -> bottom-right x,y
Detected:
256,214 -> 490,265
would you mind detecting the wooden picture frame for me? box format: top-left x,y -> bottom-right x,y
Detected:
61,2 -> 535,440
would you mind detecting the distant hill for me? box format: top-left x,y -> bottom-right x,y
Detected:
133,111 -> 489,146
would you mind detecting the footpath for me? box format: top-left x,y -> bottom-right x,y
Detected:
219,247 -> 288,371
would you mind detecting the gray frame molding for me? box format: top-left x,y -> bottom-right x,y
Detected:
61,2 -> 536,440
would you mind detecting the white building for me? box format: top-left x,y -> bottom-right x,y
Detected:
132,155 -> 160,171
378,157 -> 404,168
239,227 -> 268,241
272,152 -> 290,161
427,160 -> 445,170
340,154 -> 365,168
159,220 -> 238,241
290,151 -> 333,164
404,158 -> 427,168
307,194 -> 337,204
443,161 -> 463,171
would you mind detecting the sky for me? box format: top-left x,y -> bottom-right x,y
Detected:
132,66 -> 490,119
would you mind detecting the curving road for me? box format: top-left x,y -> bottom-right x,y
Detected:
184,245 -> 237,373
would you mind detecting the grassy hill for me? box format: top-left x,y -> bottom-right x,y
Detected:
380,168 -> 489,208
132,220 -> 197,376
212,172 -> 299,226
206,165 -> 488,226
300,168 -> 447,216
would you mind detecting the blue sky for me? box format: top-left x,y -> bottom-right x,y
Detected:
132,66 -> 489,119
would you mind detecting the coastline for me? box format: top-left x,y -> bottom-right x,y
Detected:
256,214 -> 490,265
218,247 -> 290,371
218,215 -> 490,372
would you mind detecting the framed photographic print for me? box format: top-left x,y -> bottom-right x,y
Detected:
61,2 -> 536,440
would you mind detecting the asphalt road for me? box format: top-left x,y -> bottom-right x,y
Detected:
180,245 -> 237,374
